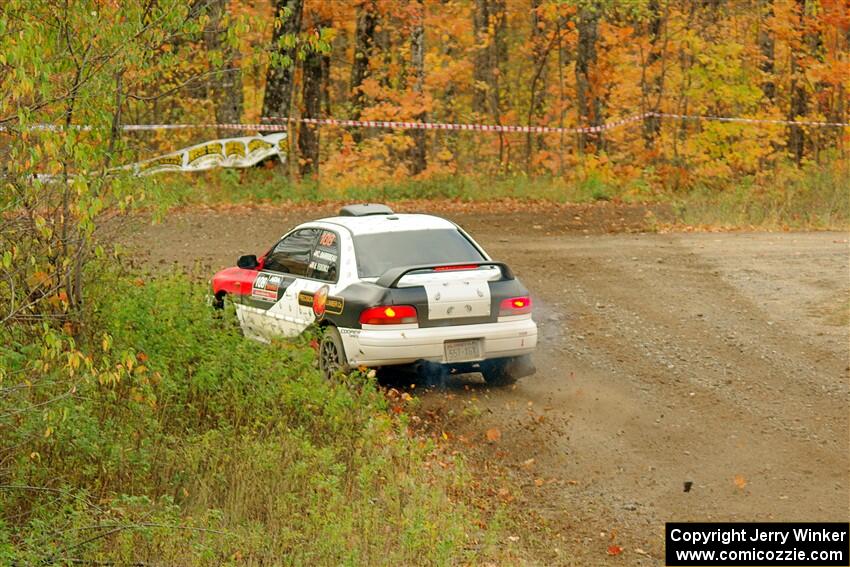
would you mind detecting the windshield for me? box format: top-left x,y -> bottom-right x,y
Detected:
353,229 -> 486,278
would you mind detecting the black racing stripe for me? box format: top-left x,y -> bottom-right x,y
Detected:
323,277 -> 530,329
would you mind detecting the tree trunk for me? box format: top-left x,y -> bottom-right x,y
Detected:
321,49 -> 332,117
472,0 -> 507,167
205,0 -> 243,137
757,0 -> 775,103
641,0 -> 665,149
350,0 -> 377,142
472,0 -> 506,118
556,15 -> 568,175
299,19 -> 326,177
438,0 -> 459,164
787,0 -> 808,165
575,4 -> 602,153
525,0 -> 548,173
409,0 -> 427,175
262,0 -> 304,127
472,0 -> 490,116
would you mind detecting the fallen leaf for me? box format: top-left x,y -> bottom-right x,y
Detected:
607,545 -> 623,556
734,474 -> 747,489
534,478 -> 544,487
485,427 -> 501,442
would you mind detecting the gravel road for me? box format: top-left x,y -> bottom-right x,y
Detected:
127,202 -> 849,565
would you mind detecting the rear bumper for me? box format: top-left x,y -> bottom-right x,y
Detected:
339,317 -> 537,367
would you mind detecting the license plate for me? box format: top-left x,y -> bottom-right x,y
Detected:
444,339 -> 483,363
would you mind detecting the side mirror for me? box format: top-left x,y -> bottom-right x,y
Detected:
237,254 -> 259,270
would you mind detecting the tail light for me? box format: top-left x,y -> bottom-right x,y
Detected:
499,296 -> 532,316
360,305 -> 418,325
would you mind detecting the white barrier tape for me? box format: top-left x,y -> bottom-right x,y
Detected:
5,114 -> 650,134
650,111 -> 849,128
260,113 -> 650,134
0,123 -> 284,133
5,111 -> 847,134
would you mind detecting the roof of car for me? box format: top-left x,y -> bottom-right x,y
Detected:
314,213 -> 457,236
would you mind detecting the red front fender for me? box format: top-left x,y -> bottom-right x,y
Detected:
212,266 -> 257,297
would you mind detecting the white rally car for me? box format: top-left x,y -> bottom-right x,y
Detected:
211,204 -> 537,384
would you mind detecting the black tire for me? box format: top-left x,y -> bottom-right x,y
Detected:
212,291 -> 226,310
318,326 -> 349,380
480,355 -> 536,386
480,359 -> 517,386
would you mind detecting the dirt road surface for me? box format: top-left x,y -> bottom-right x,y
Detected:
127,202 -> 850,565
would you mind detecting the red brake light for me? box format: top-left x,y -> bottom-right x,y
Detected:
499,296 -> 532,316
359,305 -> 418,325
433,264 -> 479,272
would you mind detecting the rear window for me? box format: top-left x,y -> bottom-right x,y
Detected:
353,229 -> 485,278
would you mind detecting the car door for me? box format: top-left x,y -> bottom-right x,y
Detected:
240,228 -> 319,340
288,228 -> 343,331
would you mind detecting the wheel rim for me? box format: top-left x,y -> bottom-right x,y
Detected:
319,336 -> 340,379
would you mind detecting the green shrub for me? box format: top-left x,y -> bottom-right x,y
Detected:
0,270 -> 488,565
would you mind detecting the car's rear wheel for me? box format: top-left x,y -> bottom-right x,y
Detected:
480,355 -> 535,386
480,359 -> 516,386
319,326 -> 349,380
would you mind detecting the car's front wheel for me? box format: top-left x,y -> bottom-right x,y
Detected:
319,326 -> 349,380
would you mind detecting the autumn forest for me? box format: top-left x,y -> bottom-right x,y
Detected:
149,0 -> 850,188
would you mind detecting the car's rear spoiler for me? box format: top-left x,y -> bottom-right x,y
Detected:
376,262 -> 514,288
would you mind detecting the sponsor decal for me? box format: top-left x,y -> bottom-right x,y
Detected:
319,231 -> 336,247
251,273 -> 283,302
265,275 -> 283,292
131,133 -> 286,176
137,154 -> 183,172
312,285 -> 329,317
225,141 -> 246,158
298,286 -> 344,317
188,142 -> 223,164
247,138 -> 274,154
308,260 -> 331,273
312,249 -> 337,263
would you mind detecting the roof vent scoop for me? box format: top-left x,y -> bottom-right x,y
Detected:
338,203 -> 394,217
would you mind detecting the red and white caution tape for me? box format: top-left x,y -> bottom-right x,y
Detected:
260,113 -> 651,134
2,113 -> 649,133
4,110 -> 847,135
649,111 -> 849,128
0,123 -> 284,133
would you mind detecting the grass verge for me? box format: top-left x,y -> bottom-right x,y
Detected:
148,158 -> 849,230
0,269 -> 500,565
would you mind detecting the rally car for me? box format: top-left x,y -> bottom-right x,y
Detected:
211,204 -> 537,384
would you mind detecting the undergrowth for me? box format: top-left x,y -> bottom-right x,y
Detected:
0,270 -> 494,565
